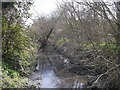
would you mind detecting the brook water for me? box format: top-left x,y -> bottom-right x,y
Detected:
28,59 -> 84,88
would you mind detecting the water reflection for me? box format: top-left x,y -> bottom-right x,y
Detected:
40,68 -> 84,88
41,69 -> 60,88
29,60 -> 85,88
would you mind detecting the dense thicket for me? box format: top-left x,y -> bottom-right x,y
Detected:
1,1 -> 36,88
29,1 -> 120,88
1,0 -> 120,88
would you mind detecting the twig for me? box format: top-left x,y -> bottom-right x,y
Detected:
88,64 -> 120,88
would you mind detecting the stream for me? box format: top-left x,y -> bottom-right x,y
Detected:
28,59 -> 84,88
41,69 -> 60,88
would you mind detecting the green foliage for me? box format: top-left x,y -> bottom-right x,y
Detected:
1,54 -> 33,88
82,42 -> 117,51
99,43 -> 116,49
1,70 -> 28,88
82,43 -> 95,50
0,61 -> 28,88
1,1 -> 35,88
98,43 -> 117,54
2,15 -> 32,71
56,37 -> 70,47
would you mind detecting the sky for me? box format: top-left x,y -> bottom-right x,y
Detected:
26,0 -> 118,25
26,0 -> 62,25
31,0 -> 59,17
